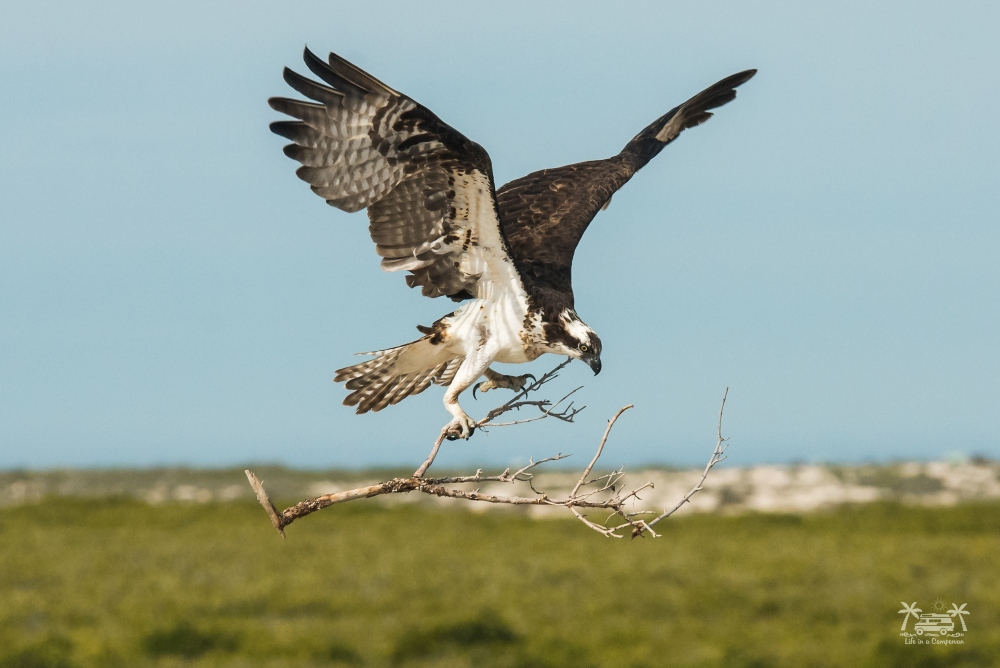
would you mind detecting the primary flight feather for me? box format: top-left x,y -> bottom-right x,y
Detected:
269,48 -> 755,439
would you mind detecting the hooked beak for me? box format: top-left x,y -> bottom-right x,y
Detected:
586,356 -> 602,376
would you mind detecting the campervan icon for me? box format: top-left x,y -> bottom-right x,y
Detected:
914,614 -> 954,636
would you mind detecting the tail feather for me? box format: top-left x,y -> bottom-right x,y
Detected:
334,337 -> 462,414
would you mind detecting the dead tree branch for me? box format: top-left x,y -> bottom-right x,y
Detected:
246,365 -> 731,539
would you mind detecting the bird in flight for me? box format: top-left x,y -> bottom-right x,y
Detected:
269,48 -> 755,439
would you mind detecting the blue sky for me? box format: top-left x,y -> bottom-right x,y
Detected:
1,1 -> 997,469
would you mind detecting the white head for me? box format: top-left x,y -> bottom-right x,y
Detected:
545,309 -> 602,374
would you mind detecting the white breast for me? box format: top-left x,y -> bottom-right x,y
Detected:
441,171 -> 534,363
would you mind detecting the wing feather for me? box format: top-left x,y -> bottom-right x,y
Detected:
281,67 -> 344,105
497,70 -> 756,300
270,48 -> 512,300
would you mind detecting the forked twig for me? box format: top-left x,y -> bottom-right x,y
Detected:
477,359 -> 581,426
479,386 -> 585,428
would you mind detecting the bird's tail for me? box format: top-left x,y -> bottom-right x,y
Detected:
334,336 -> 463,414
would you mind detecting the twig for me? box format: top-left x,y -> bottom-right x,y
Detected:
245,470 -> 286,537
643,387 -> 729,534
571,405 -> 633,498
477,359 -> 576,425
413,425 -> 450,478
417,359 -> 579,478
480,386 -> 585,427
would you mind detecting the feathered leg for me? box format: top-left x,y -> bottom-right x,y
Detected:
442,337 -> 498,440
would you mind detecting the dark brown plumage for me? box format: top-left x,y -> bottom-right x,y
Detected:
496,68 -> 757,323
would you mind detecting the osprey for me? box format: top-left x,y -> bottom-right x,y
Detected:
270,49 -> 755,439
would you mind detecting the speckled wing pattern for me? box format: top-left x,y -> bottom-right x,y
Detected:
269,48 -> 508,301
496,69 -> 757,309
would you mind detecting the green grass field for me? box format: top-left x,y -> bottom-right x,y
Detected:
2,499 -> 998,667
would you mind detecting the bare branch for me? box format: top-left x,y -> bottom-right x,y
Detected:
571,405 -> 633,498
245,378 -> 733,540
245,470 -> 286,537
413,425 -> 450,478
642,387 -> 730,535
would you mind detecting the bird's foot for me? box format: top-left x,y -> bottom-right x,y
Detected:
473,368 -> 536,399
444,413 -> 477,441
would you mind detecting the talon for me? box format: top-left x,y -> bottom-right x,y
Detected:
478,370 -> 535,395
472,380 -> 493,400
445,414 -> 476,441
508,373 -> 533,393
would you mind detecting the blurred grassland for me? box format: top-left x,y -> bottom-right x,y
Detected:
1,499 -> 998,667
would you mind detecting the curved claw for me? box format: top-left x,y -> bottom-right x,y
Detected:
521,374 -> 537,393
472,384 -> 479,400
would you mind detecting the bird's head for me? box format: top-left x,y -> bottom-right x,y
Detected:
550,309 -> 602,375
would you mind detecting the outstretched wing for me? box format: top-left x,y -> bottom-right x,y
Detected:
270,48 -> 513,301
496,69 -> 756,299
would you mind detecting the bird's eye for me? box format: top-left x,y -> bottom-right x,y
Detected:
579,344 -> 588,352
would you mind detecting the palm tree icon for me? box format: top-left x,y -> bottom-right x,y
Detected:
899,602 -> 922,631
947,603 -> 970,632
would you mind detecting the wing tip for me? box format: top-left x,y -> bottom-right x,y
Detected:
730,68 -> 758,89
269,119 -> 307,139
